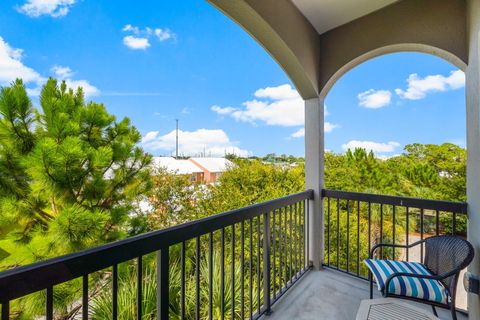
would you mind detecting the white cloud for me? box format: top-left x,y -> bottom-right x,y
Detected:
230,84 -> 302,126
358,89 -> 392,109
142,131 -> 159,144
289,122 -> 339,139
155,28 -> 174,41
212,84 -> 304,126
122,24 -> 175,50
376,154 -> 400,160
212,84 -> 340,140
0,38 -> 98,98
123,36 -> 150,50
254,84 -> 300,100
290,128 -> 305,138
62,79 -> 99,97
324,122 -> 338,133
211,105 -> 237,115
141,129 -> 251,157
17,0 -> 76,18
49,64 -> 99,97
122,24 -> 140,34
0,36 -> 44,86
395,70 -> 465,100
341,140 -> 401,153
51,65 -> 74,79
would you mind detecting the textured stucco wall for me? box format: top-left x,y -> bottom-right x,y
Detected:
318,0 -> 467,97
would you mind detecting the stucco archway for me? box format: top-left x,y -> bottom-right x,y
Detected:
319,43 -> 467,99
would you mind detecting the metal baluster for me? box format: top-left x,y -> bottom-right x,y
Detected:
83,275 -> 88,320
337,198 -> 340,269
263,212 -> 272,315
302,201 -> 306,270
158,248 -> 169,320
1,301 -> 9,320
221,228 -> 225,320
284,206 -> 288,286
181,241 -> 186,319
137,256 -> 142,320
257,217 -> 261,316
406,207 -> 409,261
209,233 -> 213,320
392,205 -> 396,260
231,225 -> 235,320
327,197 -> 330,266
357,200 -> 360,276
249,219 -> 253,319
112,264 -> 118,320
380,204 -> 383,259
47,286 -> 53,320
272,210 -> 276,299
240,222 -> 245,320
289,205 -> 293,282
436,210 -> 440,236
346,200 -> 350,273
294,202 -> 298,279
420,208 -> 424,263
306,200 -> 310,268
196,237 -> 201,320
368,202 -> 371,258
279,207 -> 283,292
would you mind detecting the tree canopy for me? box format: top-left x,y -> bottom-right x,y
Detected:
0,79 -> 151,270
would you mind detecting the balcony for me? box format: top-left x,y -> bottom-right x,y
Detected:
267,268 -> 466,320
0,190 -> 468,319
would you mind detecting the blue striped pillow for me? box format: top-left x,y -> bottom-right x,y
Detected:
364,259 -> 450,304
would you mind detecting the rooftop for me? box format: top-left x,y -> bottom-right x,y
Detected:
190,157 -> 234,173
151,157 -> 203,175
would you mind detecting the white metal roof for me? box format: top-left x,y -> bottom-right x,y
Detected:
291,0 -> 397,34
151,157 -> 203,175
189,157 -> 234,173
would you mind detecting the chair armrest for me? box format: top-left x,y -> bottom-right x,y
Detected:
369,239 -> 426,259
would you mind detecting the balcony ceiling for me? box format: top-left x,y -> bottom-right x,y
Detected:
291,0 -> 398,34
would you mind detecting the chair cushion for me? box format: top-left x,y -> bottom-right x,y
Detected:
364,259 -> 450,304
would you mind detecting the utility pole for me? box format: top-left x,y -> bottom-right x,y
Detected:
175,119 -> 179,159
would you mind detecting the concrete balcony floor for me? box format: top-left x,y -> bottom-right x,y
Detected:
266,268 -> 468,320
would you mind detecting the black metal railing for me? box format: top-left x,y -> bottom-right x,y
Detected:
0,190 -> 313,320
322,189 -> 468,280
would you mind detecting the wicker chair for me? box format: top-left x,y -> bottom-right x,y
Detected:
365,235 -> 474,320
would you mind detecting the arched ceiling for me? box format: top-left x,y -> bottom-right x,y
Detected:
209,0 -> 467,100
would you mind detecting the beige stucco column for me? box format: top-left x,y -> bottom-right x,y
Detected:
466,0 -> 480,317
305,97 -> 324,270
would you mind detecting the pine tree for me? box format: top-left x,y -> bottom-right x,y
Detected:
0,78 -> 152,269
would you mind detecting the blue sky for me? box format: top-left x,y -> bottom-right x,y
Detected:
0,0 -> 466,158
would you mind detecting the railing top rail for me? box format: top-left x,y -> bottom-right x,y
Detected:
0,190 -> 313,302
322,189 -> 467,214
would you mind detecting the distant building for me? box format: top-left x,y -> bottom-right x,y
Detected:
189,157 -> 234,183
151,157 -> 234,183
151,157 -> 204,183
